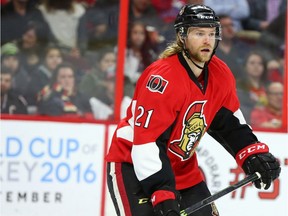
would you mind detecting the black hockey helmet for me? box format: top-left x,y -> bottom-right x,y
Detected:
174,4 -> 221,39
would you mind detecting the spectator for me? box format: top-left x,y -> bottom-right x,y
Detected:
150,0 -> 205,44
151,0 -> 186,24
129,0 -> 164,34
266,58 -> 284,83
1,42 -> 30,95
88,66 -> 134,120
17,21 -> 50,74
96,71 -> 116,110
250,82 -> 283,129
79,47 -> 117,102
215,14 -> 251,80
79,47 -> 135,120
25,45 -> 63,106
204,0 -> 250,31
37,62 -> 92,117
256,9 -> 286,60
86,0 -> 164,51
85,0 -> 119,50
37,0 -> 88,55
124,21 -> 158,84
237,51 -> 268,121
1,0 -> 49,45
242,0 -> 287,31
1,66 -> 28,114
82,47 -> 135,100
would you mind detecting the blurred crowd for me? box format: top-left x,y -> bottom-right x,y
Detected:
0,0 -> 286,130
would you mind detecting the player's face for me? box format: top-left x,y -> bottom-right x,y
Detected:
185,27 -> 216,63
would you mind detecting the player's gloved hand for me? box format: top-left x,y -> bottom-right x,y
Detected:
151,187 -> 181,216
236,143 -> 281,190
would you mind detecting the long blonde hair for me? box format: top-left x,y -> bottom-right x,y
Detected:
159,35 -> 184,59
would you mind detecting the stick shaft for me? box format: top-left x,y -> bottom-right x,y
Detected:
180,172 -> 260,216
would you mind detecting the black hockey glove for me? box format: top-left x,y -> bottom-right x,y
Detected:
151,187 -> 181,216
236,143 -> 281,190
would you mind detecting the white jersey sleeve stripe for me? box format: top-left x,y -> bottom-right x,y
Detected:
233,108 -> 247,125
117,125 -> 134,142
131,142 -> 162,181
128,100 -> 137,128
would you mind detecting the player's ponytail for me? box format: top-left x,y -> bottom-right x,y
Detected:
159,36 -> 183,59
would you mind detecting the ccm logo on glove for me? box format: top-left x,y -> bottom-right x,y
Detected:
236,143 -> 269,166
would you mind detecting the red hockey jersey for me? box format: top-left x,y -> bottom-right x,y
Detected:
106,53 -> 256,195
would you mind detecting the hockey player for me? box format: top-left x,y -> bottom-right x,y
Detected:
106,4 -> 281,216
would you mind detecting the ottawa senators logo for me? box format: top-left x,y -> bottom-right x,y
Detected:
146,75 -> 168,94
169,101 -> 207,160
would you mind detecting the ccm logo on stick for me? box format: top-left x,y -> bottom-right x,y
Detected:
236,143 -> 269,166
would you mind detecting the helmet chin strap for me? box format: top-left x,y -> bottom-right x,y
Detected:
182,40 -> 205,70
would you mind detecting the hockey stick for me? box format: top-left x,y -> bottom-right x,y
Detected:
180,172 -> 261,216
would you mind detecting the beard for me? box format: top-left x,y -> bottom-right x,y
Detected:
190,49 -> 212,63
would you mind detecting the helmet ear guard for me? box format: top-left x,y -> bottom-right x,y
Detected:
178,27 -> 187,41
